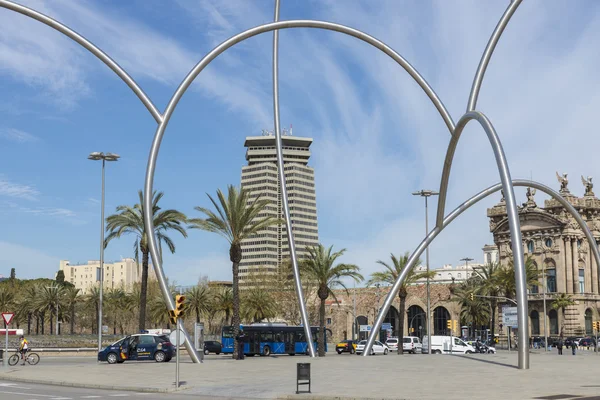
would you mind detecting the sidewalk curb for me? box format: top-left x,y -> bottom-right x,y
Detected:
0,374 -> 180,393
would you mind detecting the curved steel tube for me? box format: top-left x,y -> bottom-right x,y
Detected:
0,0 -> 163,123
398,111 -> 528,368
271,3 -> 316,357
0,0 -> 199,362
364,179 -> 598,369
467,0 -> 522,111
143,19 -> 457,364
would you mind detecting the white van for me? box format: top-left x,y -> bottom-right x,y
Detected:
422,336 -> 475,354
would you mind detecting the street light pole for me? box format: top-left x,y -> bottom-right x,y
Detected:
88,152 -> 119,353
413,189 -> 439,354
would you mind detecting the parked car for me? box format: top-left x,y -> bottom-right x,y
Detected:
385,337 -> 398,352
422,336 -> 475,354
402,336 -> 423,354
336,339 -> 357,354
203,340 -> 222,355
564,337 -> 583,347
578,337 -> 596,348
355,340 -> 389,355
98,334 -> 174,364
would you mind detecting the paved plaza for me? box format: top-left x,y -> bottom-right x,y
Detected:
1,350 -> 600,399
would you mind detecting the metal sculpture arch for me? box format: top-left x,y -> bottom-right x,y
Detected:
4,0 -> 596,371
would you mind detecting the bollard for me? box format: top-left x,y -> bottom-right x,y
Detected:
296,363 -> 311,394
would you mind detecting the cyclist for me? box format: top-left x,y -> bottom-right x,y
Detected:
18,335 -> 29,365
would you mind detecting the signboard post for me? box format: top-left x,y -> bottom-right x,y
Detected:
2,313 -> 14,367
502,307 -> 518,351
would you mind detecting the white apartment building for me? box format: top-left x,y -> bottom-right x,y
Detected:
415,244 -> 500,284
59,258 -> 156,294
239,130 -> 319,287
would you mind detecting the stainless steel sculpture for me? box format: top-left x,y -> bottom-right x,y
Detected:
5,0 -> 589,370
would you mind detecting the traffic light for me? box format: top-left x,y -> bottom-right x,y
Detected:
469,293 -> 474,301
169,294 -> 186,324
593,321 -> 599,331
453,320 -> 459,332
447,319 -> 452,330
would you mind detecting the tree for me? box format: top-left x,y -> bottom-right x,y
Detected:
10,268 -> 15,280
63,286 -> 81,334
105,190 -> 188,332
368,252 -> 431,354
455,279 -> 490,338
496,255 -> 540,300
35,286 -> 63,335
552,293 -> 575,337
241,287 -> 277,323
300,244 -> 363,357
188,185 -> 280,359
56,270 -> 65,284
186,285 -> 211,323
471,262 -> 502,340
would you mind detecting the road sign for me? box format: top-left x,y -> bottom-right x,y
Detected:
2,313 -> 14,325
382,323 -> 392,330
359,325 -> 371,332
169,327 -> 185,346
502,307 -> 518,327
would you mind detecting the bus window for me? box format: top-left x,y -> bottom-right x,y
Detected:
222,327 -> 234,339
262,332 -> 273,342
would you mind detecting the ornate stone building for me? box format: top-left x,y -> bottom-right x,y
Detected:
488,173 -> 600,337
323,283 -> 461,343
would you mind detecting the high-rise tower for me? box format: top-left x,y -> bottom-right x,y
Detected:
239,129 -> 319,288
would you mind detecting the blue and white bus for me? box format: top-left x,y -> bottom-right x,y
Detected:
221,325 -> 329,356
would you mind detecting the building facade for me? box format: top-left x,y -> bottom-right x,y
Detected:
323,284 -> 461,343
488,174 -> 600,337
59,258 -> 155,294
239,130 -> 319,287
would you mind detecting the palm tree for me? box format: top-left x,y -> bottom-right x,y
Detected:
35,286 -> 63,335
552,293 -> 575,337
496,255 -> 540,300
63,286 -> 81,334
368,252 -> 432,354
241,287 -> 277,323
188,185 -> 280,359
215,287 -> 234,329
471,262 -> 502,340
455,279 -> 490,338
0,287 -> 15,314
300,244 -> 363,357
186,285 -> 211,323
85,286 -> 100,334
105,190 -> 188,332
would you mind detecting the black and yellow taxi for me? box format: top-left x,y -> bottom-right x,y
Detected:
98,334 -> 174,364
336,339 -> 357,354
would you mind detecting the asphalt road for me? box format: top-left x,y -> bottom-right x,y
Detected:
0,380 -> 242,400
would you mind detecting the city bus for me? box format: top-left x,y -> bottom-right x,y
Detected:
221,325 -> 329,356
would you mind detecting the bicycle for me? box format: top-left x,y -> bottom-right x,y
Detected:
8,349 -> 40,366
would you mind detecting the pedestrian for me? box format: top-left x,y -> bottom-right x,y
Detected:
571,340 -> 577,356
18,335 -> 28,365
235,328 -> 246,360
557,338 -> 563,355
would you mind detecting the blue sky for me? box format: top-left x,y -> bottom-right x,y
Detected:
1,0 -> 599,286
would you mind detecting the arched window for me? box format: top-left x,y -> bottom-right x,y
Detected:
549,310 -> 558,335
458,273 -> 462,278
577,239 -> 582,249
407,305 -> 425,338
527,241 -> 534,253
384,306 -> 399,336
545,259 -> 557,293
530,311 -> 540,335
585,309 -> 593,335
433,307 -> 451,335
545,238 -> 553,248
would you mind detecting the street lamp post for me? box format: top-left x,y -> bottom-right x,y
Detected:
88,152 -> 120,353
542,255 -> 548,352
413,189 -> 439,354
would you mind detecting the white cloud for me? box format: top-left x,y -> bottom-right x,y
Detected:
0,176 -> 39,200
0,128 -> 38,143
